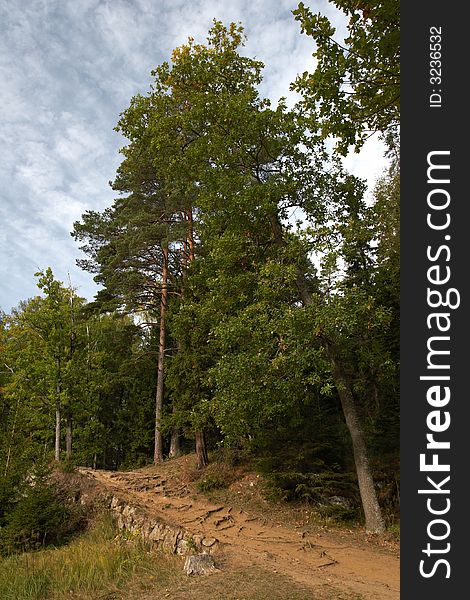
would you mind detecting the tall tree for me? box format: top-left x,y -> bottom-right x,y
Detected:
297,165 -> 400,533
70,309 -> 149,470
2,270 -> 84,462
293,0 -> 400,153
73,133 -> 183,464
290,1 -> 400,532
70,20 -> 398,532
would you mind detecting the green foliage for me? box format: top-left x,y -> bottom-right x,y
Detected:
388,523 -> 400,541
197,475 -> 226,493
0,269 -> 86,463
1,15 -> 400,532
69,311 -> 154,469
0,470 -> 86,555
185,536 -> 199,553
293,0 -> 400,153
267,471 -> 356,503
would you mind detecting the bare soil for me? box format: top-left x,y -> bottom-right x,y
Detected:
78,454 -> 399,599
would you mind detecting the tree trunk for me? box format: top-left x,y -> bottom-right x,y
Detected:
4,396 -> 20,477
330,355 -> 385,534
154,243 -> 168,464
187,207 -> 195,262
195,430 -> 209,469
66,415 -> 72,460
185,208 -> 208,468
169,428 -> 181,458
55,401 -> 61,462
55,358 -> 61,462
66,296 -> 75,462
267,210 -> 385,533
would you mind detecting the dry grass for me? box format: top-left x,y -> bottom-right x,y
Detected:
153,565 -> 364,600
0,511 -> 364,600
0,514 -> 181,600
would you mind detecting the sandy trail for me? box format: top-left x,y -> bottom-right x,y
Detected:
79,466 -> 399,599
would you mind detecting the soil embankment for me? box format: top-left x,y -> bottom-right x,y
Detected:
79,455 -> 399,599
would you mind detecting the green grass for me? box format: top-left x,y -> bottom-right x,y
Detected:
0,514 -> 180,600
0,513 -> 365,600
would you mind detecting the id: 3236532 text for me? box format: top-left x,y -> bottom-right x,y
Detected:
429,26 -> 442,108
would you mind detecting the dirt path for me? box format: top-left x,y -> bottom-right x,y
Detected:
79,463 -> 399,599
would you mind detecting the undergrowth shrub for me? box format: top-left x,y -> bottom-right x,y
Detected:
266,470 -> 356,504
197,474 -> 226,493
56,457 -> 76,474
0,466 -> 87,556
192,448 -> 245,493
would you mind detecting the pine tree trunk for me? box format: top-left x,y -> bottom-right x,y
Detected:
195,430 -> 209,469
66,415 -> 72,460
187,207 -> 195,262
55,401 -> 61,462
169,428 -> 181,458
185,208 -> 208,468
330,355 -> 385,534
55,357 -> 61,462
154,243 -> 168,464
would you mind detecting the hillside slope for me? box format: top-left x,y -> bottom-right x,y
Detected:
78,454 -> 399,599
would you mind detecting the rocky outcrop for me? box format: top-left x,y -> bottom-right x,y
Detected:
107,494 -> 219,556
183,554 -> 217,575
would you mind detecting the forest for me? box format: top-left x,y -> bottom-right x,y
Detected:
0,0 -> 399,557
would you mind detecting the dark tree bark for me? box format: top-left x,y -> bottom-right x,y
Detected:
195,430 -> 209,469
154,243 -> 168,464
329,352 -> 385,534
169,428 -> 181,458
66,415 -> 72,460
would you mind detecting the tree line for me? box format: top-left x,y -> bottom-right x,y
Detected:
1,1 -> 399,536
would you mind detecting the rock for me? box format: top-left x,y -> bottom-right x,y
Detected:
141,520 -> 154,538
201,537 -> 217,548
164,530 -> 181,553
317,495 -> 352,509
183,554 -> 217,575
122,505 -> 136,518
176,539 -> 192,555
110,496 -> 124,510
149,523 -> 165,541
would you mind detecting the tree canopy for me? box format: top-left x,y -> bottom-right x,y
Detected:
1,6 -> 399,540
293,0 -> 399,153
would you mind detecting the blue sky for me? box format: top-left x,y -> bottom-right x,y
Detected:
0,0 -> 387,312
